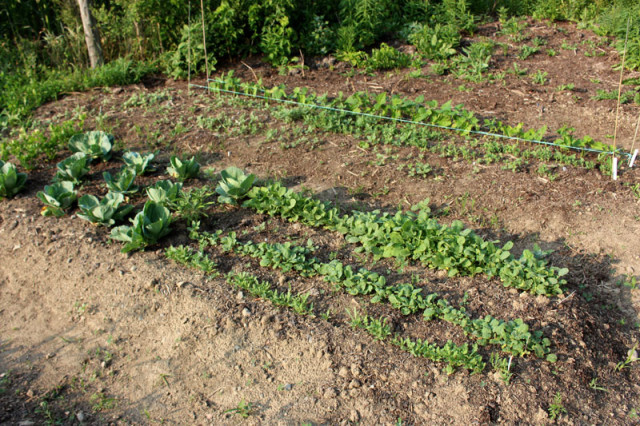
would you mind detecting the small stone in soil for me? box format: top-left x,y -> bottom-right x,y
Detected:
242,307 -> 251,317
324,387 -> 338,398
338,366 -> 349,378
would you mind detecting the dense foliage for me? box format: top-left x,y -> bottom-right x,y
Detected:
2,0 -> 638,123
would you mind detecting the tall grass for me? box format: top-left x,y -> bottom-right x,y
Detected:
0,58 -> 157,122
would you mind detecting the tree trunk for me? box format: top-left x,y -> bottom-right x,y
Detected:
76,0 -> 104,68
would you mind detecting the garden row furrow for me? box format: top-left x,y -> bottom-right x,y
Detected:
211,74 -> 620,156
189,225 -> 554,359
242,182 -> 568,296
165,243 -> 485,374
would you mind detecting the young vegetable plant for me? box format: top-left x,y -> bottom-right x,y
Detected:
167,156 -> 200,181
122,151 -> 155,175
0,160 -> 27,199
169,186 -> 215,222
146,180 -> 183,205
215,166 -> 256,205
69,131 -> 113,160
103,167 -> 139,195
36,181 -> 77,217
54,152 -> 90,184
110,201 -> 172,253
77,192 -> 133,226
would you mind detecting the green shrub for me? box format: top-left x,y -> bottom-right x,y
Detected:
408,23 -> 459,60
0,117 -> 84,170
365,43 -> 411,70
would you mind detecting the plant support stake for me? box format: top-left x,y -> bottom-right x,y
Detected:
630,150 -> 638,168
630,112 -> 640,166
612,17 -> 631,176
200,0 -> 210,87
187,0 -> 191,95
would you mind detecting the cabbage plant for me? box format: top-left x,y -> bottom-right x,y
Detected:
54,152 -> 90,184
167,156 -> 200,181
69,131 -> 113,160
110,201 -> 172,253
146,180 -> 182,205
77,192 -> 133,226
122,151 -> 155,175
103,167 -> 138,194
36,181 -> 77,217
215,166 -> 256,205
0,160 -> 27,199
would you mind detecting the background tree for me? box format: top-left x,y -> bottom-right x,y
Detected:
76,0 -> 104,67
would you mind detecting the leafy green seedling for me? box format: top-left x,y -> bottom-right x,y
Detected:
215,166 -> 256,205
0,160 -> 27,199
167,156 -> 200,181
77,192 -> 133,226
146,180 -> 183,205
169,186 -> 215,222
110,201 -> 172,253
69,131 -> 113,160
54,152 -> 90,184
224,400 -> 253,418
615,344 -> 639,371
122,151 -> 155,175
548,392 -> 567,420
103,167 -> 139,195
36,181 -> 77,217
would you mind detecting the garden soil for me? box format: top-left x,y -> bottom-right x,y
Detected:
2,19 -> 640,425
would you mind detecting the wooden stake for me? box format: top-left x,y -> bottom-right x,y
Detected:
241,61 -> 259,83
156,22 -> 164,54
612,18 -> 631,154
630,112 -> 640,165
200,0 -> 210,88
187,0 -> 191,95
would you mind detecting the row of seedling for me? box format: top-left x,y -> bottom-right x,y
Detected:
164,238 -> 486,374
242,182 -> 568,296
211,73 -> 621,157
188,224 -> 554,360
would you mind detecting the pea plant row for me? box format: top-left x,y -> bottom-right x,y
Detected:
211,72 -> 622,159
242,182 -> 568,296
166,242 -> 489,375
183,224 -> 555,360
